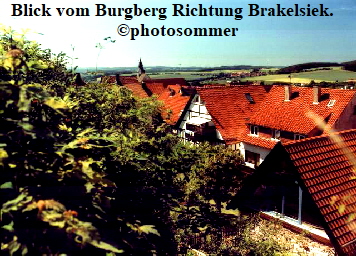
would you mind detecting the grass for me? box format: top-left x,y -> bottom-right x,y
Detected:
239,69 -> 356,84
124,68 -> 356,84
140,70 -> 253,81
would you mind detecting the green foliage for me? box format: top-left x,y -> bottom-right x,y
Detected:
0,27 -> 286,256
342,60 -> 356,72
277,62 -> 341,74
0,24 -> 71,89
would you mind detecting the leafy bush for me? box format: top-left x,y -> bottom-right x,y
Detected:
1,27 -> 287,256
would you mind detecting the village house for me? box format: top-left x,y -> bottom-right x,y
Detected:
175,84 -> 269,145
237,85 -> 356,168
100,59 -> 191,126
235,129 -> 356,256
176,84 -> 356,169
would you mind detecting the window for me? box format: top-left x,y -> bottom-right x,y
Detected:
186,123 -> 199,132
327,99 -> 336,107
245,150 -> 260,166
250,125 -> 259,135
194,95 -> 200,103
281,130 -> 294,140
273,129 -> 281,139
245,93 -> 255,103
259,126 -> 272,136
294,134 -> 306,140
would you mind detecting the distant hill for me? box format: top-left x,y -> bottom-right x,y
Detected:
342,60 -> 356,72
277,60 -> 356,74
77,61 -> 356,75
277,62 -> 341,74
77,65 -> 280,74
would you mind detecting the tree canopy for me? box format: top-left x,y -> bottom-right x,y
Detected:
0,26 -> 287,256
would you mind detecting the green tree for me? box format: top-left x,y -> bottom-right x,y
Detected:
0,24 -> 71,91
0,28 -> 285,256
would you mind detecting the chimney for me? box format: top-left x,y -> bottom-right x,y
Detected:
284,84 -> 292,101
116,74 -> 123,86
313,85 -> 321,104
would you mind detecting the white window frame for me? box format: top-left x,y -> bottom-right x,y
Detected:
250,125 -> 259,135
294,134 -> 306,140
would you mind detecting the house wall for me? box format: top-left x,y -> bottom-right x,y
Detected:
333,95 -> 356,130
179,95 -> 210,128
239,142 -> 271,168
178,94 -> 213,141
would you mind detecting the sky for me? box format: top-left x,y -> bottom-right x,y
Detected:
0,0 -> 355,68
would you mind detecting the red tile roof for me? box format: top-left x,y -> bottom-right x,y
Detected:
101,76 -> 117,84
120,76 -> 138,85
238,129 -> 279,149
125,83 -> 149,98
283,129 -> 356,255
197,85 -> 269,144
145,82 -> 167,96
158,85 -> 190,125
249,86 -> 356,135
144,78 -> 188,97
124,82 -> 190,125
101,75 -> 138,85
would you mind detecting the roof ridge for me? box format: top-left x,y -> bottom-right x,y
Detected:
283,129 -> 356,146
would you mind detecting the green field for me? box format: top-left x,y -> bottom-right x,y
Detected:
149,72 -> 213,80
123,68 -> 356,84
146,70 -> 252,81
239,69 -> 356,84
124,71 -> 216,81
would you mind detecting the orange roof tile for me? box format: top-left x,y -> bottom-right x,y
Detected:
145,82 -> 167,96
283,130 -> 356,255
158,85 -> 190,125
197,85 -> 269,144
101,75 -> 138,85
101,76 -> 117,84
249,86 -> 356,135
120,76 -> 138,85
124,82 -> 189,125
125,83 -> 150,98
238,128 -> 279,149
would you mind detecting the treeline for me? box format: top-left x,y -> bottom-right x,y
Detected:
343,60 -> 356,72
277,62 -> 341,74
277,60 -> 356,74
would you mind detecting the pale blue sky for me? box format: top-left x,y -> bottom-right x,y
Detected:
1,0 -> 355,68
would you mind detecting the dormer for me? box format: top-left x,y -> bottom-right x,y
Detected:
169,88 -> 176,97
272,129 -> 281,140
